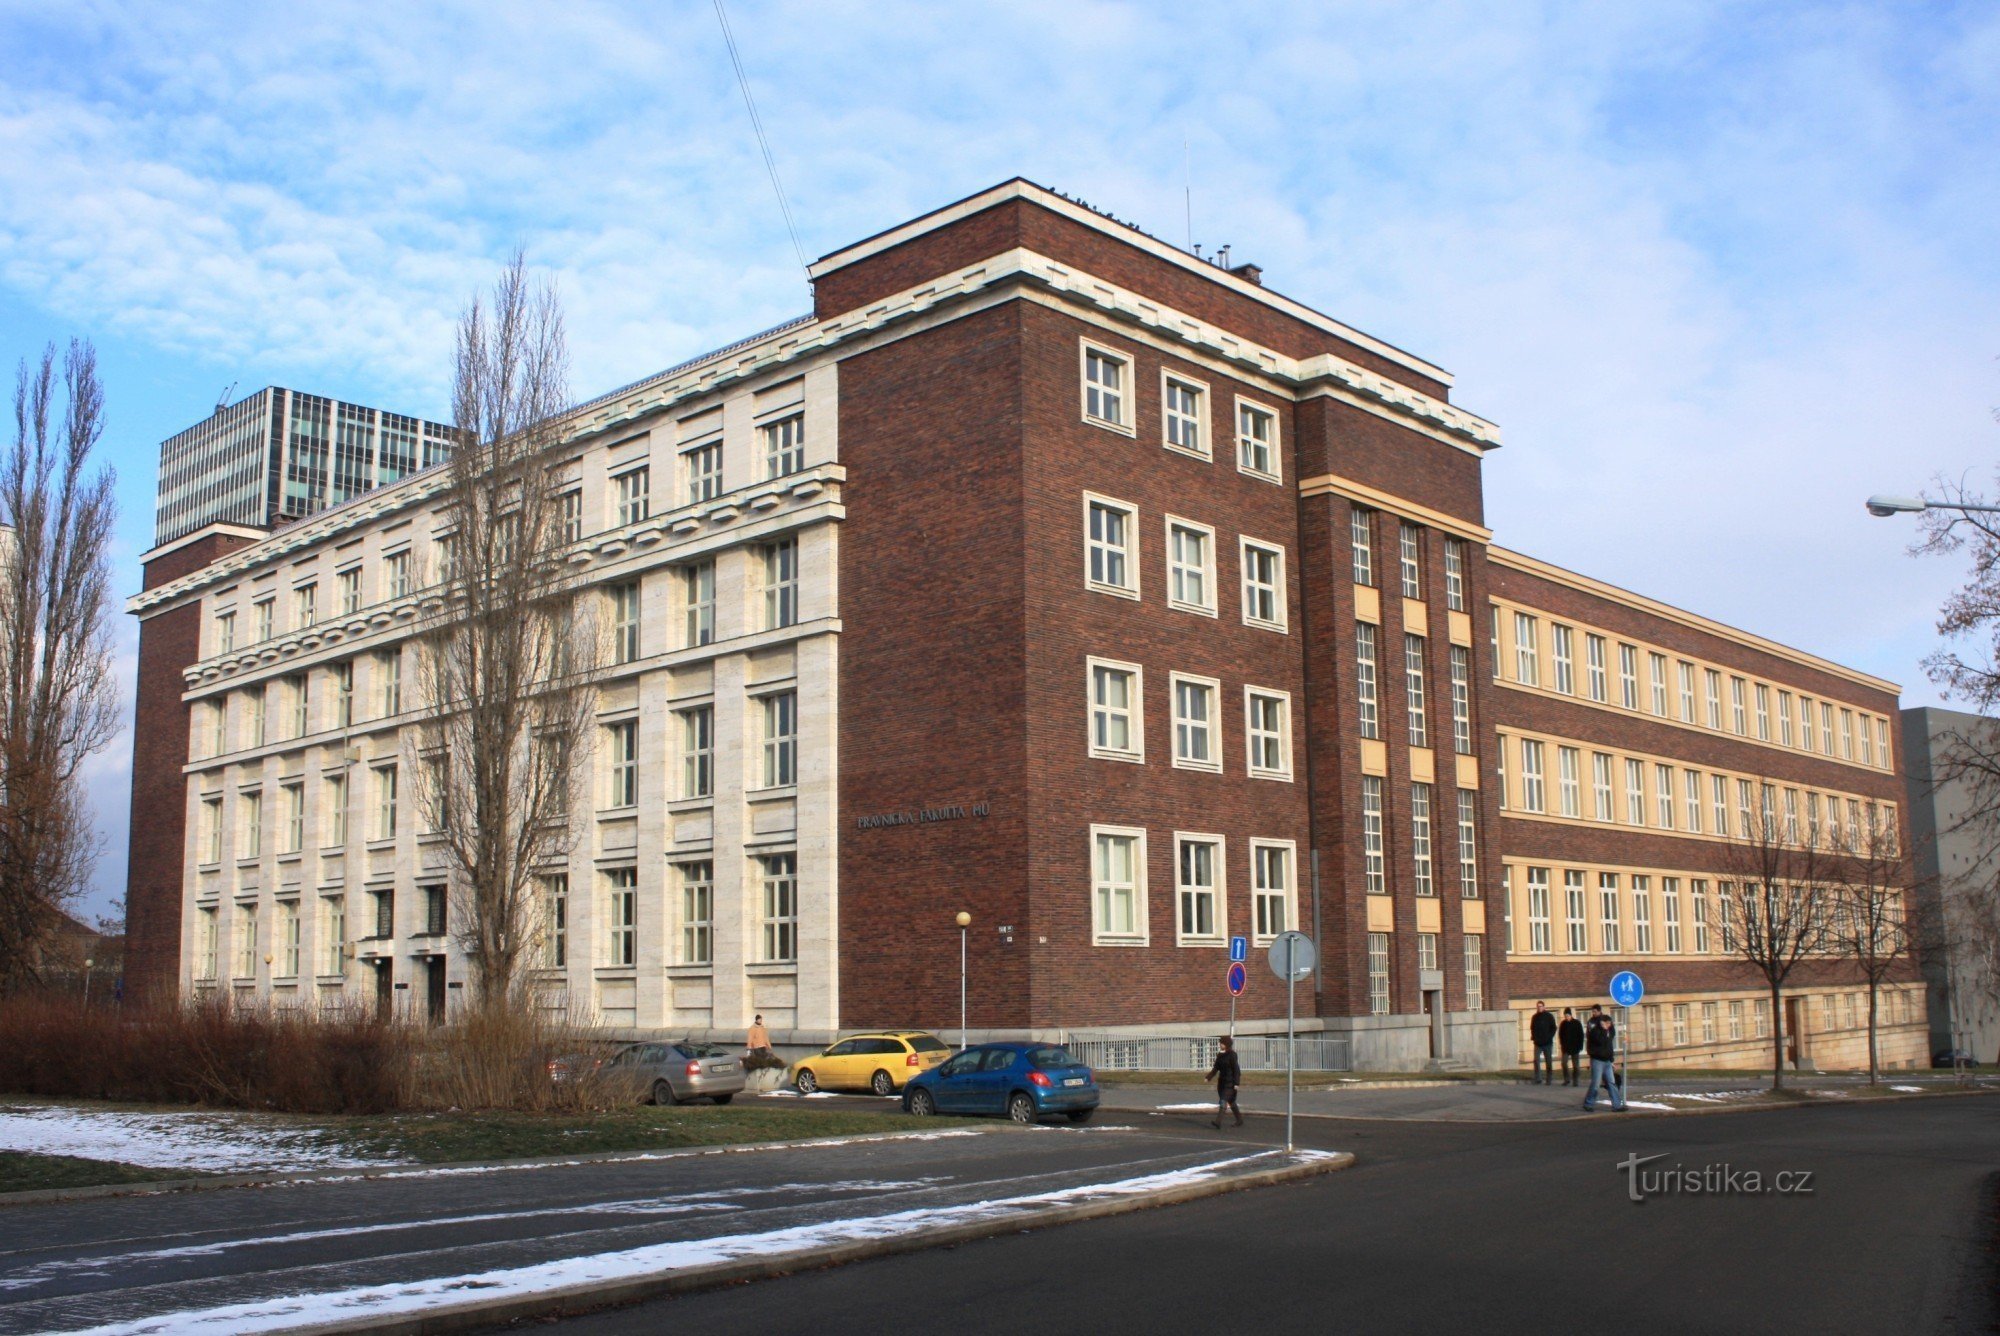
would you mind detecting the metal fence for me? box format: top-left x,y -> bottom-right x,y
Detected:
1063,1033 -> 1352,1074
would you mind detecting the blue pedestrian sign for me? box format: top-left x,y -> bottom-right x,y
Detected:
1227,962 -> 1247,996
1609,971 -> 1645,1007
1229,935 -> 1248,963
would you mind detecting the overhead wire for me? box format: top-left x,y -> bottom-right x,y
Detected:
713,0 -> 811,281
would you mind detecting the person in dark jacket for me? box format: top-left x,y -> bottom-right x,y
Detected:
1582,1013 -> 1626,1111
1206,1036 -> 1243,1128
1557,1008 -> 1586,1087
1528,1002 -> 1557,1084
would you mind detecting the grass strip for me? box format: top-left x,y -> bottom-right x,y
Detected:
0,1150 -> 201,1194
331,1104 -> 919,1164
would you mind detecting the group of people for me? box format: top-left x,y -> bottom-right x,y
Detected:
1527,1001 -> 1626,1112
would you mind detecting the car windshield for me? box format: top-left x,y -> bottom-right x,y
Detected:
909,1035 -> 950,1053
676,1042 -> 729,1058
1025,1046 -> 1077,1068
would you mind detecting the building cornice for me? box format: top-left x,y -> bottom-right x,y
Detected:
1488,546 -> 1902,697
139,523 -> 271,568
1297,473 -> 1494,543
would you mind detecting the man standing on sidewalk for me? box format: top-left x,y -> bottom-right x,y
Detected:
1582,1012 -> 1626,1112
1558,1007 -> 1585,1087
1529,1002 -> 1557,1084
1205,1036 -> 1243,1128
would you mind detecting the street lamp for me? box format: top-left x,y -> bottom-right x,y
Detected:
82,957 -> 94,1005
1865,494 -> 2000,518
955,911 -> 972,1050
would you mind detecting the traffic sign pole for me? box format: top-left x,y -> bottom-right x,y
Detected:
1608,971 -> 1645,1109
1267,931 -> 1316,1154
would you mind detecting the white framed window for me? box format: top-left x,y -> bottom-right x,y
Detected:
1235,399 -> 1279,481
254,597 -> 274,642
1737,778 -> 1755,837
1456,792 -> 1479,897
197,906 -> 221,979
378,650 -> 401,717
332,660 -> 353,729
762,413 -> 805,479
1705,669 -> 1723,730
677,861 -> 712,965
1081,342 -> 1132,432
1367,932 -> 1391,1013
1677,661 -> 1696,722
683,561 -> 715,647
1656,763 -> 1676,829
1727,999 -> 1744,1041
1552,624 -> 1575,695
1411,782 -> 1434,896
280,782 -> 304,855
338,568 -> 362,615
1663,877 -> 1683,952
605,866 -> 637,966
541,874 -> 567,968
605,718 -> 638,808
1592,752 -> 1614,822
1356,623 -> 1381,741
1519,738 -> 1545,813
1244,688 -> 1292,780
199,795 -> 223,863
1632,875 -> 1653,952
1702,1002 -> 1718,1043
1251,840 -> 1295,942
1496,734 -> 1508,810
1087,658 -> 1144,762
241,790 -> 262,858
323,773 -> 347,848
1174,833 -> 1225,944
1090,825 -> 1147,944
1398,522 -> 1423,600
386,551 -> 411,600
1820,701 -> 1835,755
1685,769 -> 1703,832
763,538 -> 800,629
215,609 -> 236,654
1712,773 -> 1730,835
1625,758 -> 1646,826
1875,717 -> 1891,771
1444,538 -> 1467,612
610,580 -> 642,663
1239,538 -> 1286,630
1730,677 -> 1748,735
1649,652 -> 1668,716
276,900 -> 300,977
683,442 -> 723,505
1599,873 -> 1622,952
235,906 -> 258,978
1775,690 -> 1793,746
1162,372 -> 1207,457
1417,931 -> 1438,974
1351,508 -> 1375,586
247,687 -> 266,747
1585,633 -> 1608,702
1514,612 -> 1540,685
1565,870 -> 1587,953
1448,646 -> 1473,755
321,895 -> 346,975
294,582 -> 317,629
680,705 -> 713,800
1404,635 -> 1429,747
1462,935 -> 1484,1011
560,490 -> 583,544
1526,867 -> 1551,953
1840,708 -> 1855,759
287,674 -> 309,738
1362,776 -> 1385,894
1671,1002 -> 1688,1045
1170,673 -> 1220,773
1557,745 -> 1581,817
1618,643 -> 1639,709
760,853 -> 798,962
761,691 -> 797,788
372,763 -> 398,841
1165,517 -> 1216,615
1692,879 -> 1711,953
1756,684 -> 1772,741
1084,495 -> 1139,598
614,467 -> 651,526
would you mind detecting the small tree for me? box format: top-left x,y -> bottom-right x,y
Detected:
1822,807 -> 1917,1084
411,257 -> 593,1017
1716,780 -> 1834,1089
0,341 -> 118,993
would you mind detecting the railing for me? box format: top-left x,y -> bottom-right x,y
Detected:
1064,1033 -> 1352,1073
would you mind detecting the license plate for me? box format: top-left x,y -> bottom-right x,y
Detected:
1063,1077 -> 1086,1087
710,1063 -> 735,1073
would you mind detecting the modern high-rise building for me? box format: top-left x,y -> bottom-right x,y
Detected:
153,387 -> 455,546
121,180 -> 1928,1068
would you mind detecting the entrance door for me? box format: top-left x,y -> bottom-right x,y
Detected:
373,961 -> 393,1020
1785,998 -> 1804,1066
1425,991 -> 1444,1058
425,958 -> 446,1025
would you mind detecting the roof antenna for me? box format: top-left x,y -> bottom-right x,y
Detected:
713,0 -> 810,283
215,381 -> 237,414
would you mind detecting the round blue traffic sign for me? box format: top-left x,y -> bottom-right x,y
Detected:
1227,962 -> 1247,996
1609,970 -> 1645,1007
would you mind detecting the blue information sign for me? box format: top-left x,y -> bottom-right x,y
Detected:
1227,962 -> 1247,996
1229,935 -> 1248,963
1609,970 -> 1645,1007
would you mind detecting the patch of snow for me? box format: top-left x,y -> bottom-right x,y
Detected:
1154,1103 -> 1221,1112
1619,1100 -> 1672,1110
70,1150 -> 1327,1335
1890,1085 -> 1925,1093
0,1105 -> 392,1173
1655,1090 -> 1757,1103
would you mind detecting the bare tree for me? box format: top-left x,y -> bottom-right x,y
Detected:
411,257 -> 593,1016
0,341 -> 118,993
1916,473 -> 2000,712
1716,781 -> 1835,1089
1821,807 -> 1918,1084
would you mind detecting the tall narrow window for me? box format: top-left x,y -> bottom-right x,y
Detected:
378,651 -> 401,717
1840,708 -> 1855,759
1176,837 -> 1221,942
763,538 -> 799,628
1731,677 -> 1748,734
1083,346 -> 1127,427
1163,376 -> 1206,456
1705,668 -> 1723,730
1599,873 -> 1622,952
1398,522 -> 1422,599
1351,509 -> 1375,586
1411,783 -> 1434,895
1092,827 -> 1145,942
289,674 -> 309,738
333,660 -> 353,729
1171,675 -> 1218,771
338,568 -> 361,616
606,719 -> 638,808
386,552 -> 411,600
1656,763 -> 1676,829
1557,746 -> 1581,817
1592,752 -> 1614,822
1404,635 -> 1429,748
1448,646 -> 1473,755
1237,401 -> 1277,479
1663,878 -> 1683,952
1240,540 -> 1285,629
235,906 -> 259,977
1649,652 -> 1668,716
1368,932 -> 1391,1014
611,581 -> 642,663
1514,613 -> 1539,685
683,442 -> 723,504
1777,690 -> 1794,746
762,692 -> 798,787
1565,870 -> 1587,952
322,896 -> 346,975
248,687 -> 266,747
254,598 -> 274,642
241,790 -> 263,858
1361,777 -> 1385,894
1618,643 -> 1639,709
1253,843 -> 1292,942
1713,773 -> 1730,835
1245,689 -> 1290,779
1551,624 -> 1575,694
1820,702 -> 1835,755
1756,684 -> 1771,741
684,562 -> 715,647
605,867 -> 637,966
294,583 -> 317,629
1462,936 -> 1484,1011
1625,758 -> 1646,826
544,874 -> 568,967
1356,624 -> 1380,740
1456,792 -> 1479,896
615,467 -> 651,526
678,862 -> 713,965
373,764 -> 398,840
1585,633 -> 1607,702
1418,932 -> 1439,974
281,782 -> 304,855
1166,521 -> 1213,613
1692,879 -> 1711,953
1632,876 -> 1653,952
215,610 -> 236,654
1527,868 -> 1551,953
1519,738 -> 1545,813
680,706 -> 713,799
1444,538 -> 1467,611
1685,769 -> 1703,832
1678,661 -> 1696,722
1089,661 -> 1142,761
560,490 -> 583,543
1086,498 -> 1137,596
762,413 -> 805,478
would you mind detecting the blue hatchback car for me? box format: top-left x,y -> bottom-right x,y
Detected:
901,1042 -> 1100,1124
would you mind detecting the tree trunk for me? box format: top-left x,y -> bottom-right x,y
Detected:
1866,984 -> 1879,1085
1770,981 -> 1786,1090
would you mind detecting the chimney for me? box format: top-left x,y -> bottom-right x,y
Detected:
1229,262 -> 1264,286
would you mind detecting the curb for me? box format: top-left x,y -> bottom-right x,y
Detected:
269,1149 -> 1350,1335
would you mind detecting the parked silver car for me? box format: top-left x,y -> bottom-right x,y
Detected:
602,1041 -> 746,1105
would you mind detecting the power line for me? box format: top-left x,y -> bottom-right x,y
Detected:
713,0 -> 810,280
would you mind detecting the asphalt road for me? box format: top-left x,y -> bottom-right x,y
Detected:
551,1095 -> 2000,1336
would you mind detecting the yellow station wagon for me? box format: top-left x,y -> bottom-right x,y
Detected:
788,1031 -> 953,1095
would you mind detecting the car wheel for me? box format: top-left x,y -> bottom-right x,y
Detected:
1007,1092 -> 1036,1125
1065,1108 -> 1094,1124
908,1088 -> 936,1117
711,1094 -> 734,1106
795,1069 -> 818,1094
651,1079 -> 673,1107
871,1069 -> 895,1097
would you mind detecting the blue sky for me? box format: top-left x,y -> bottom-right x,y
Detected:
3,0 -> 1997,925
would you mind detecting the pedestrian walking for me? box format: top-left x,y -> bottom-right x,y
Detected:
1558,1007 -> 1585,1087
1205,1036 -> 1243,1128
1582,1012 -> 1626,1112
1529,1001 -> 1557,1084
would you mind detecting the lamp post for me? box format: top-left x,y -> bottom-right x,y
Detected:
82,958 -> 94,1006
955,911 -> 971,1050
1864,494 -> 2000,518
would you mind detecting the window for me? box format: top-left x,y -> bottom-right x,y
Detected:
1463,936 -> 1484,1011
1514,613 -> 1540,685
337,568 -> 361,616
1411,783 -> 1434,896
321,896 -> 345,975
373,765 -> 398,840
196,906 -> 219,979
762,413 -> 804,478
247,687 -> 266,747
1171,674 -> 1219,772
1820,701 -> 1835,755
1367,932 -> 1391,1014
1166,520 -> 1214,613
288,674 -> 309,738
1649,652 -> 1668,716
324,773 -> 347,848
1162,374 -> 1206,456
1599,874 -> 1622,952
1456,792 -> 1479,897
1245,689 -> 1291,779
294,583 -> 317,629
1404,635 -> 1429,747
254,598 -> 274,642
1800,697 -> 1817,752
1240,540 -> 1285,629
1755,997 -> 1771,1037
678,441 -> 723,505
1399,522 -> 1423,599
1518,738 -> 1545,813
1730,677 -> 1747,735
235,907 -> 258,978
1088,660 -> 1143,762
1632,876 -> 1653,952
598,581 -> 641,664
241,790 -> 262,858
435,532 -> 459,584
1737,779 -> 1754,838
1777,690 -> 1794,746
684,562 -> 715,647
1551,745 -> 1578,817
1672,1004 -> 1688,1046
1625,759 -> 1646,826
1527,868 -> 1552,953
1236,401 -> 1278,480
1701,1001 -> 1718,1044
1663,877 -> 1683,952
1252,842 -> 1293,942
763,538 -> 799,628
1351,509 -> 1375,586
1532,625 -> 1572,703
1677,661 -> 1695,722
1655,763 -> 1675,829
372,888 -> 394,940
1085,497 -> 1138,597
215,610 -> 236,654
606,867 -> 637,966
1356,624 -> 1380,740
1859,714 -> 1875,765
1618,643 -> 1639,709
205,700 -> 226,757
1783,788 -> 1800,844
559,490 -> 583,544
333,660 -> 353,729
1091,827 -> 1145,943
1592,753 -> 1614,822
1565,870 -> 1587,953
1418,931 -> 1439,974
1448,646 -> 1473,755
1876,718 -> 1891,770
422,883 -> 447,937
1755,684 -> 1771,741
679,706 -> 713,799
1727,999 -> 1744,1041
1692,881 -> 1711,952
378,650 -> 401,717
606,719 -> 638,808
1444,538 -> 1467,612
1585,634 -> 1607,702
761,692 -> 797,788
678,862 -> 712,965
535,875 -> 566,968
1685,769 -> 1703,832
1082,345 -> 1129,429
1362,777 -> 1385,895
199,795 -> 223,864
1175,835 -> 1222,943
280,782 -> 304,855
1713,773 -> 1730,835
386,552 -> 411,600
1840,708 -> 1855,759
615,468 -> 651,526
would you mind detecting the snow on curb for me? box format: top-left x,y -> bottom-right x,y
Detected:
0,1105 -> 392,1173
